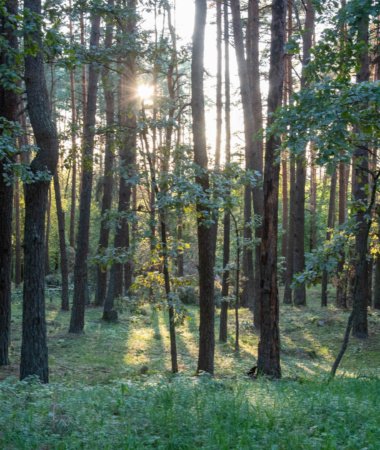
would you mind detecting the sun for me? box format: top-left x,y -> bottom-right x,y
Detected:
137,84 -> 154,103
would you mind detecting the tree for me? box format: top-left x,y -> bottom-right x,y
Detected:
0,0 -> 18,366
257,0 -> 286,378
70,10 -> 101,333
192,0 -> 215,374
20,0 -> 59,382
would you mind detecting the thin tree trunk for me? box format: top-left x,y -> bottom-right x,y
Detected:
293,0 -> 315,307
192,0 -> 215,374
14,165 -> 21,287
309,143 -> 317,251
257,0 -> 286,379
45,187 -> 51,274
20,0 -> 59,381
69,12 -> 101,333
321,169 -> 337,307
95,0 -> 115,307
0,3 -> 18,364
219,0 -> 231,343
103,0 -> 136,320
54,173 -> 69,311
336,160 -> 348,307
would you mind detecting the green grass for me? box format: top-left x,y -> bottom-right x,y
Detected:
0,286 -> 379,449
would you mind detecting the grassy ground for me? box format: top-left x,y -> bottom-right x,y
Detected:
0,286 -> 379,449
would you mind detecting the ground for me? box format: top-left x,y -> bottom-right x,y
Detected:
0,286 -> 379,449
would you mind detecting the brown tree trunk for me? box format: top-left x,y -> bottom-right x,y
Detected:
192,0 -> 215,374
0,0 -> 18,366
45,187 -> 51,274
374,208 -> 380,309
69,12 -> 101,333
247,0 -> 264,324
257,0 -> 286,379
53,173 -> 69,311
14,166 -> 22,287
20,0 -> 59,382
219,0 -> 231,343
103,0 -> 136,320
336,160 -> 348,308
352,10 -> 370,338
95,0 -> 115,307
321,169 -> 337,307
293,0 -> 314,307
309,143 -> 317,251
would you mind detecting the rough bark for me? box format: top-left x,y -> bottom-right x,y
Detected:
95,0 -> 115,307
257,0 -> 286,379
219,0 -> 231,343
321,169 -> 337,307
352,9 -> 370,338
54,173 -> 69,311
70,12 -> 101,333
20,0 -> 59,382
293,0 -> 314,307
336,160 -> 348,307
0,0 -> 18,366
309,143 -> 317,251
103,0 -> 136,319
192,0 -> 215,374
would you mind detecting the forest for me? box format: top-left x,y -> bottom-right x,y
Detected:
0,0 -> 379,448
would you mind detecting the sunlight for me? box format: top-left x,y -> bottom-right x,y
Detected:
137,84 -> 154,103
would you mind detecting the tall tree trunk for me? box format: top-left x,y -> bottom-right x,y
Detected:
192,0 -> 215,374
95,0 -> 115,307
321,169 -> 337,307
20,0 -> 59,382
283,0 -> 294,305
69,12 -> 101,333
374,209 -> 380,309
14,165 -> 22,287
247,0 -> 264,324
69,1 -> 77,249
293,0 -> 314,306
53,171 -> 69,311
257,0 -> 286,378
336,160 -> 348,307
0,0 -> 18,366
103,0 -> 136,320
219,0 -> 231,343
309,143 -> 317,251
352,9 -> 370,338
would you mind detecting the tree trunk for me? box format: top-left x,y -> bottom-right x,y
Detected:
309,143 -> 317,251
293,0 -> 314,307
44,187 -> 51,274
54,173 -> 69,311
103,0 -> 136,320
192,0 -> 215,374
257,0 -> 286,379
336,160 -> 348,308
219,0 -> 231,343
95,0 -> 115,307
0,0 -> 18,366
321,169 -> 337,307
352,9 -> 370,338
20,0 -> 59,382
69,12 -> 101,333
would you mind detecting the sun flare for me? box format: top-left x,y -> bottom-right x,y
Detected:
137,84 -> 154,103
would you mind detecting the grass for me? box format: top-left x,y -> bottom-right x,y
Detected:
0,286 -> 379,449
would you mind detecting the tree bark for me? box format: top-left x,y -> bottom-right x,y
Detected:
69,12 -> 101,333
0,0 -> 18,366
219,0 -> 231,343
95,0 -> 115,307
336,160 -> 348,307
103,0 -> 136,320
352,9 -> 370,338
257,0 -> 286,379
321,169 -> 337,307
54,172 -> 69,311
293,0 -> 314,307
20,0 -> 59,382
192,0 -> 215,374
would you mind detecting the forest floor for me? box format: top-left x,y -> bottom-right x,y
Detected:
0,286 -> 379,449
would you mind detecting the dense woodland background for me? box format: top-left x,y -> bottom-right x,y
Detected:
0,0 -> 380,447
